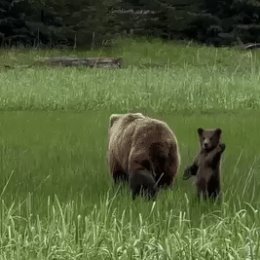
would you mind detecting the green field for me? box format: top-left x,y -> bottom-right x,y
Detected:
0,39 -> 260,259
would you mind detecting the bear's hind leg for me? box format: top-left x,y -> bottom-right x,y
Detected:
129,170 -> 157,200
196,178 -> 208,200
128,154 -> 157,200
156,150 -> 179,188
207,177 -> 221,200
109,155 -> 128,184
113,170 -> 128,184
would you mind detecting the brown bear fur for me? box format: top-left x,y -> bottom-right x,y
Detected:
183,128 -> 225,200
108,113 -> 180,199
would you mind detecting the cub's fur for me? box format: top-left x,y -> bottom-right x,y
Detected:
108,113 -> 180,200
183,128 -> 225,200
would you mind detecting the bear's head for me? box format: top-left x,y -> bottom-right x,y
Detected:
109,113 -> 145,128
197,128 -> 222,152
109,114 -> 122,128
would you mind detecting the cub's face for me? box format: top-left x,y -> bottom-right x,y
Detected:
198,128 -> 222,151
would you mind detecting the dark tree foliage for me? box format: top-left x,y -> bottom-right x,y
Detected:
203,0 -> 260,45
0,0 -> 34,46
0,0 -> 259,47
26,0 -> 122,47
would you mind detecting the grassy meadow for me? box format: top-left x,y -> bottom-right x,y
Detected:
0,39 -> 260,259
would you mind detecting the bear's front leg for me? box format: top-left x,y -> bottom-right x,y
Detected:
183,161 -> 198,180
218,143 -> 226,153
207,143 -> 226,165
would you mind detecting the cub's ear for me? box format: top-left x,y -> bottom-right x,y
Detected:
197,128 -> 204,136
109,114 -> 122,128
215,128 -> 222,136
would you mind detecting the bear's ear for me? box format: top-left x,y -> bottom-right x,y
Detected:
109,114 -> 122,128
197,128 -> 204,136
214,128 -> 222,137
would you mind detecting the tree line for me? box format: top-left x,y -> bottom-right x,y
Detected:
1,0 -> 260,48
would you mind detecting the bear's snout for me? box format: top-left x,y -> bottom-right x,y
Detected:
202,139 -> 210,149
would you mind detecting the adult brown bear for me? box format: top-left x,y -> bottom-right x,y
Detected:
108,113 -> 180,200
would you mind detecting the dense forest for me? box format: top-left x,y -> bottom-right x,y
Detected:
0,0 -> 260,48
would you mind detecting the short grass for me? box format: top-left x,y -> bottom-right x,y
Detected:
0,39 -> 260,259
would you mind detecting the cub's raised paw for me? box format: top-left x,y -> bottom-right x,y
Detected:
219,143 -> 226,152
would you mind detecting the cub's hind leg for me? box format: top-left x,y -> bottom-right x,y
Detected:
196,177 -> 208,200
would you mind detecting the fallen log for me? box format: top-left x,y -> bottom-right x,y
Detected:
37,57 -> 123,68
241,43 -> 260,50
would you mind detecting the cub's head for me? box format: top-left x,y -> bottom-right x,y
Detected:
197,128 -> 222,151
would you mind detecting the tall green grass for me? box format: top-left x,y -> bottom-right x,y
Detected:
0,111 -> 259,259
0,39 -> 260,259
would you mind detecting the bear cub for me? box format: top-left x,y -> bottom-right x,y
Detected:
183,128 -> 226,200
